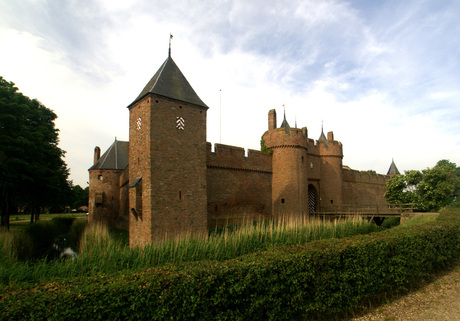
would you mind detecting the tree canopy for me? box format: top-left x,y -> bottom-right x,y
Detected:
0,77 -> 71,229
384,160 -> 460,212
70,184 -> 89,210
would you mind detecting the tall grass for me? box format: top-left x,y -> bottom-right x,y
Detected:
1,215 -> 383,286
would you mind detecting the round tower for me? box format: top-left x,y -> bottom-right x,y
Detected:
317,128 -> 344,209
262,109 -> 309,218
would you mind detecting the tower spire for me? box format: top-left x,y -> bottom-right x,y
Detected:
318,120 -> 327,143
387,158 -> 400,175
280,104 -> 291,133
169,33 -> 173,57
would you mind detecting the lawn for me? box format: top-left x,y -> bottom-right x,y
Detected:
8,213 -> 87,232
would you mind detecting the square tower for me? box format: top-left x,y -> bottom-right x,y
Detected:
128,55 -> 208,246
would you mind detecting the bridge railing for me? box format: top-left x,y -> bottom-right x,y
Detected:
313,203 -> 414,216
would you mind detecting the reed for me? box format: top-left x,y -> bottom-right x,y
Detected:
0,215 -> 382,286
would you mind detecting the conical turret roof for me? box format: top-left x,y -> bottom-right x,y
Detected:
280,111 -> 291,134
318,124 -> 327,144
387,159 -> 400,175
128,55 -> 208,108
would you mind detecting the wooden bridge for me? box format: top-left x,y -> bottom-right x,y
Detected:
312,204 -> 415,226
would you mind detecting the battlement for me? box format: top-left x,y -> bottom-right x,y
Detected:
342,167 -> 388,185
318,139 -> 343,157
207,142 -> 272,173
262,127 -> 309,150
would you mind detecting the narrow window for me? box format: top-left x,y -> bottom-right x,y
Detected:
281,198 -> 285,204
330,200 -> 334,204
179,191 -> 182,200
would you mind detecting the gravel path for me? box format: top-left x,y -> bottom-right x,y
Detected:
350,262 -> 460,320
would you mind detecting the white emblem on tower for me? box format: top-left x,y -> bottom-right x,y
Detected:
136,117 -> 142,130
176,116 -> 185,130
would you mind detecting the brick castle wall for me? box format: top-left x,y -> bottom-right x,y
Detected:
88,169 -> 123,226
342,168 -> 388,206
117,167 -> 129,230
206,143 -> 272,226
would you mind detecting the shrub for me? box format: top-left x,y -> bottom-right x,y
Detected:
1,209 -> 460,320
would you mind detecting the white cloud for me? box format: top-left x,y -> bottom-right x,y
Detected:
1,0 -> 460,186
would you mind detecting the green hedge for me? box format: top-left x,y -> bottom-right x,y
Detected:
2,209 -> 460,320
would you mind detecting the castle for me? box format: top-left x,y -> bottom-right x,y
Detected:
88,50 -> 397,247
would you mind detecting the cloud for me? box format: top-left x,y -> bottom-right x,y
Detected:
1,0 -> 459,186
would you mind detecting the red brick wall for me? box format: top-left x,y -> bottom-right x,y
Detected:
207,143 -> 272,226
88,169 -> 123,226
117,167 -> 129,230
342,168 -> 388,206
128,96 -> 153,247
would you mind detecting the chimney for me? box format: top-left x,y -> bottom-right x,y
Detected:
327,131 -> 334,141
268,109 -> 277,130
94,146 -> 101,164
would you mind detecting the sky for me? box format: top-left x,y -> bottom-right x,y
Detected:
1,0 -> 460,187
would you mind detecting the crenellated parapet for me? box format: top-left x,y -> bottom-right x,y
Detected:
342,167 -> 388,185
317,131 -> 343,158
342,167 -> 389,206
207,143 -> 272,173
262,127 -> 309,150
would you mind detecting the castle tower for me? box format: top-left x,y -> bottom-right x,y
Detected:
317,126 -> 344,209
127,52 -> 208,247
262,109 -> 309,217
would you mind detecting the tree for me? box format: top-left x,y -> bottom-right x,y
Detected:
384,160 -> 460,212
417,160 -> 460,211
70,184 -> 89,210
0,77 -> 71,230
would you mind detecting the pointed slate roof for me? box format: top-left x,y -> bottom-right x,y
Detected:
128,55 -> 208,108
387,159 -> 401,175
318,124 -> 327,144
89,140 -> 129,170
280,111 -> 291,134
